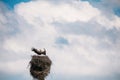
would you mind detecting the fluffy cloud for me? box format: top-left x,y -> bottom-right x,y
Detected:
0,0 -> 120,79
15,1 -> 100,23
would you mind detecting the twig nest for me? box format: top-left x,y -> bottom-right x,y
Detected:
30,55 -> 52,80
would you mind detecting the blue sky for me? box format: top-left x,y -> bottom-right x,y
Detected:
0,0 -> 120,80
2,0 -> 30,9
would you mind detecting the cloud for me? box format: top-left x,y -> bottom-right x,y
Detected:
83,0 -> 120,17
15,0 -> 120,29
0,0 -> 120,80
15,1 -> 100,23
96,14 -> 120,29
0,59 -> 28,74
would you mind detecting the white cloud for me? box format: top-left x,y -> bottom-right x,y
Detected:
96,15 -> 120,29
52,35 -> 120,76
0,59 -> 29,74
15,1 -> 100,23
14,0 -> 120,29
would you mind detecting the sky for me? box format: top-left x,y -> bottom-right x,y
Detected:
0,0 -> 120,80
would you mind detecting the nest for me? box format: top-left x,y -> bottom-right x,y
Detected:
29,55 -> 52,80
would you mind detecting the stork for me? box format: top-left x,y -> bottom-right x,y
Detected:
31,48 -> 46,55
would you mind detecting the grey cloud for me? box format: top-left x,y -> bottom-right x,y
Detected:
53,21 -> 120,43
52,21 -> 120,55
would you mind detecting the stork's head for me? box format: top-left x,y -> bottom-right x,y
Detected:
31,47 -> 36,51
